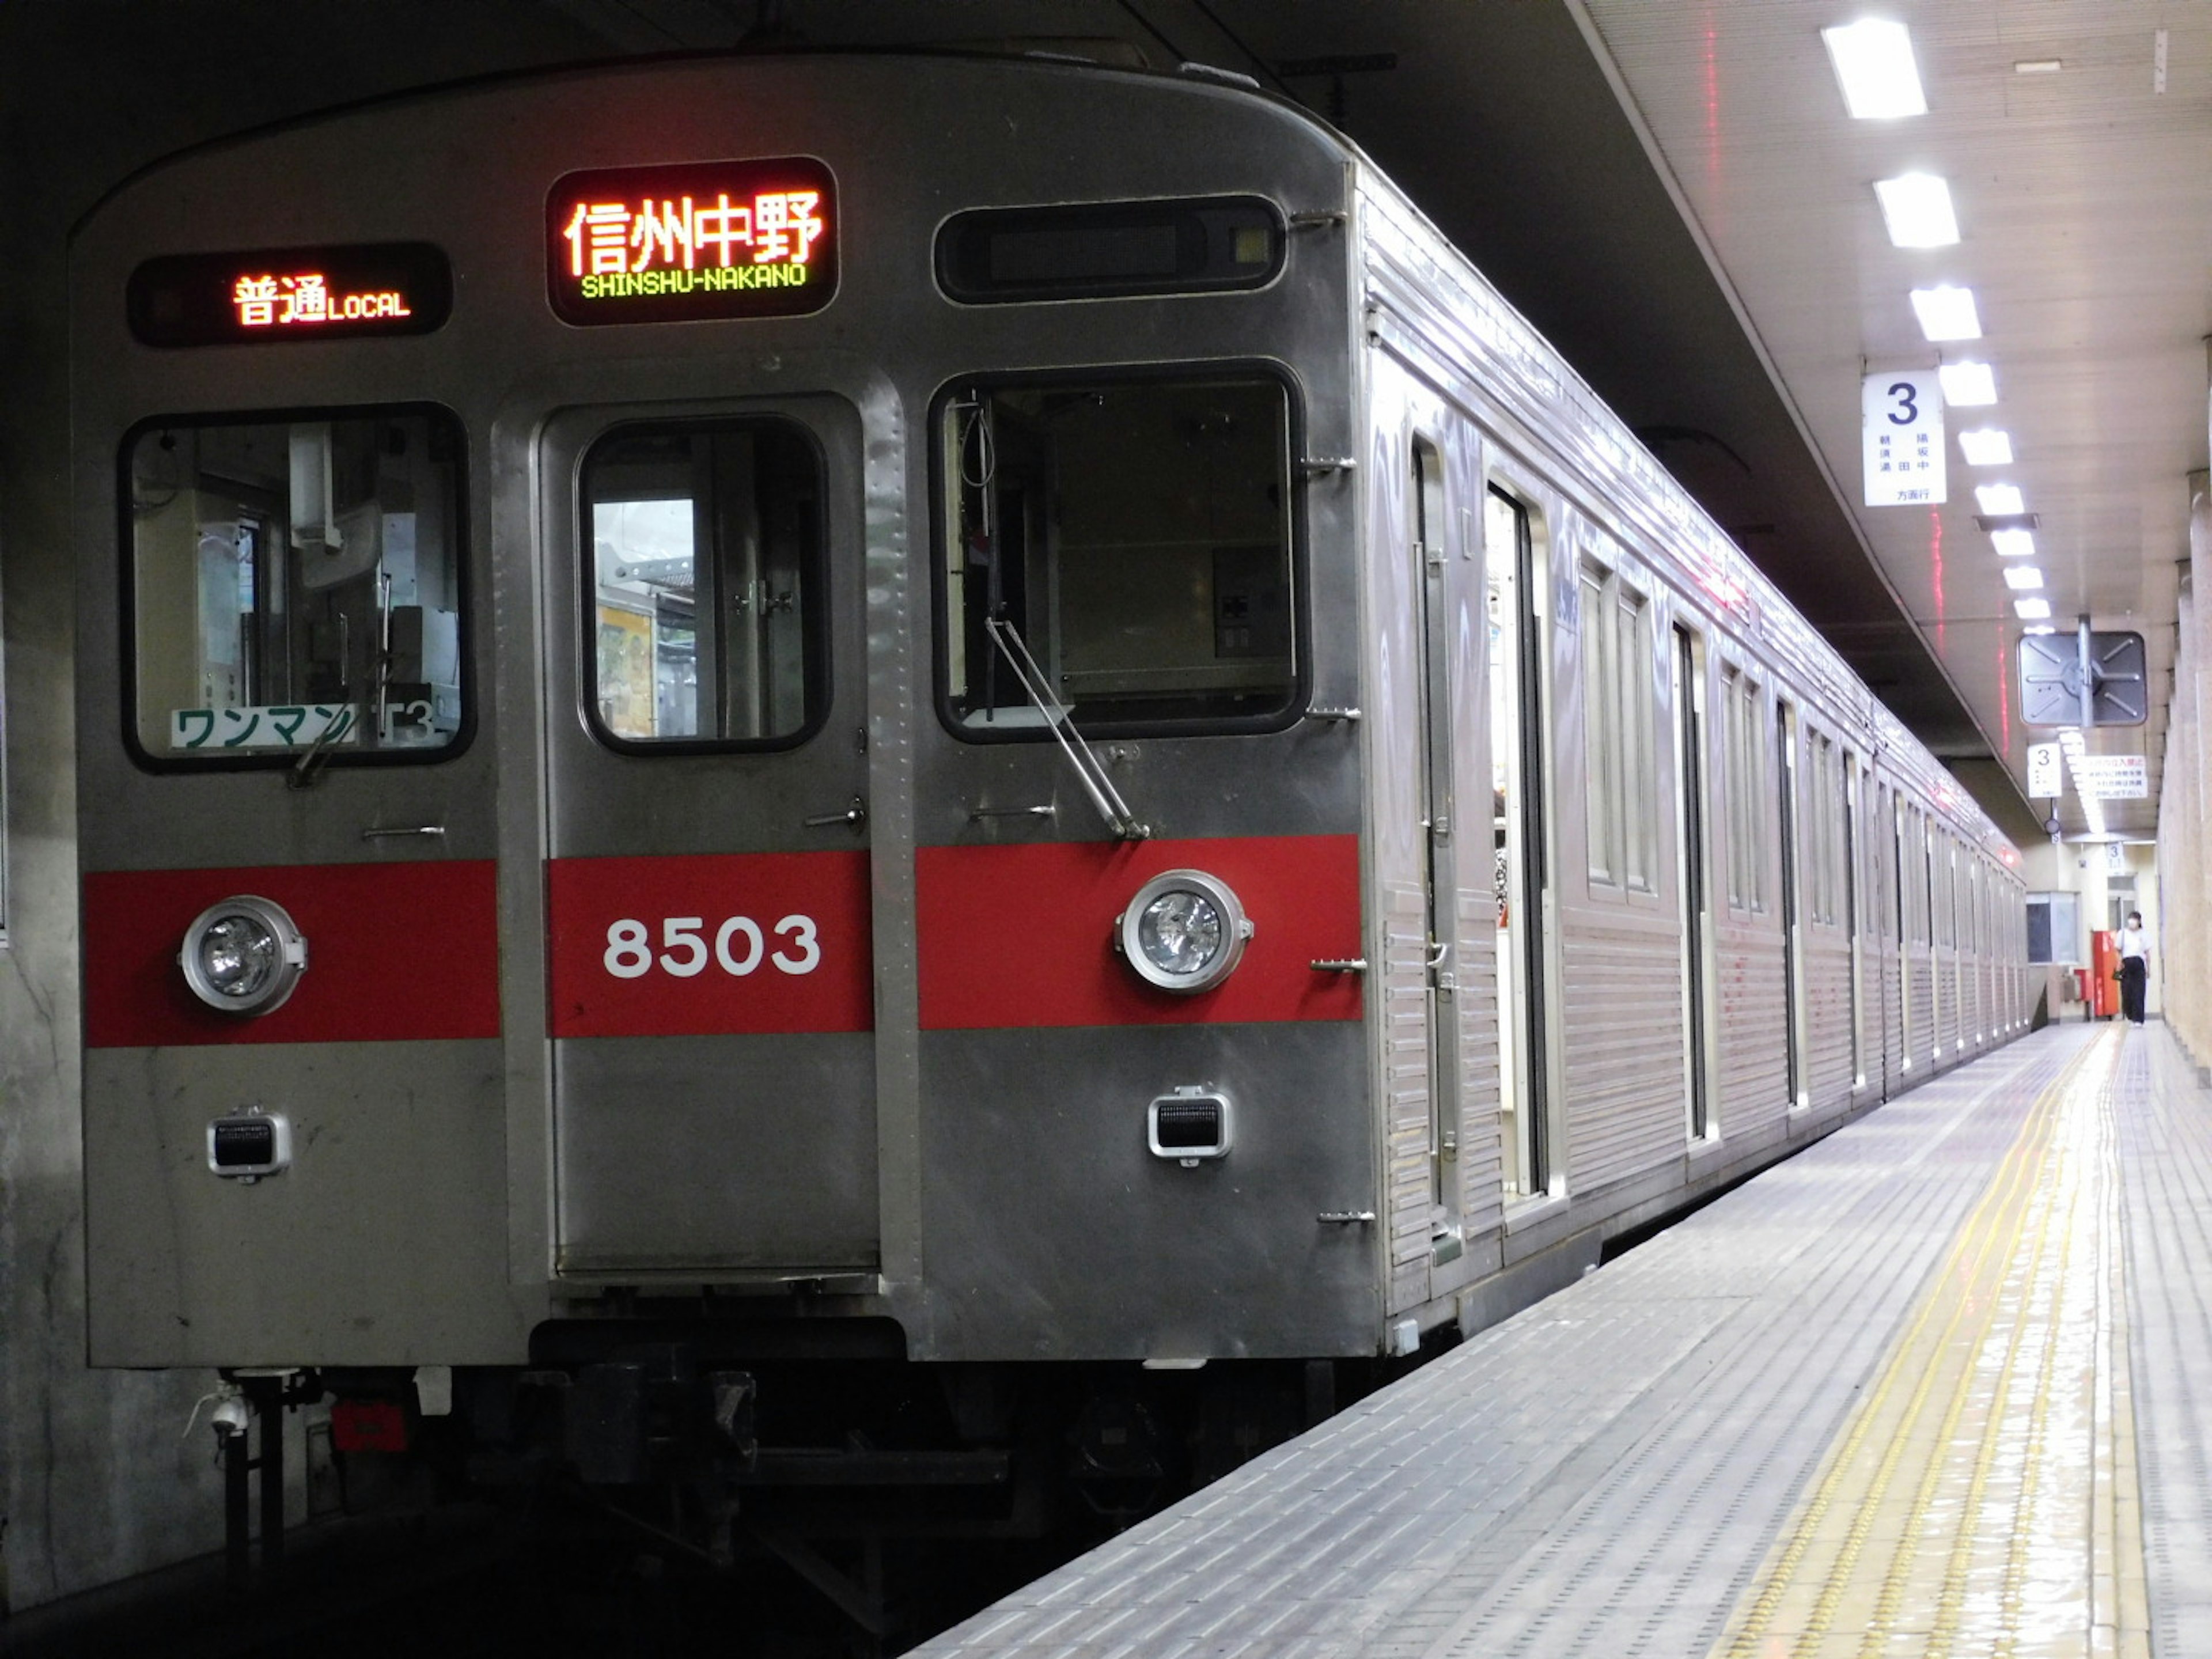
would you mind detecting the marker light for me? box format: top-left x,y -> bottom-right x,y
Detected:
1991,529 -> 2036,558
1939,362 -> 1998,405
2013,597 -> 2052,620
1975,483 -> 2024,514
2002,566 -> 2044,590
1823,20 -> 1929,118
1115,870 -> 1254,995
1911,286 -> 1982,341
1874,174 -> 1959,247
1959,429 -> 2013,465
179,895 -> 308,1016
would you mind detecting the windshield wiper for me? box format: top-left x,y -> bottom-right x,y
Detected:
984,617 -> 1150,841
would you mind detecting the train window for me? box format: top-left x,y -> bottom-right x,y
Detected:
1578,560 -> 1654,893
938,373 -> 1296,734
126,408 -> 465,765
1721,668 -> 1767,912
581,419 -> 827,749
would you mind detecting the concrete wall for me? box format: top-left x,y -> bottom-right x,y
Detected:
0,3 -> 612,1610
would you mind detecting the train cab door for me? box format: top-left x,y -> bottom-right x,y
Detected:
537,398 -> 878,1279
1409,439 -> 1463,1255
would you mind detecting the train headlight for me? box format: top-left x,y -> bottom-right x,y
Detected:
179,896 -> 308,1016
1116,870 -> 1253,994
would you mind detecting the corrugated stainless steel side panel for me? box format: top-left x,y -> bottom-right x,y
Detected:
1716,919 -> 1789,1136
1560,911 -> 1686,1190
1805,929 -> 1854,1112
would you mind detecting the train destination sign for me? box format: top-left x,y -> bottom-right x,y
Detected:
546,157 -> 837,326
127,243 -> 452,347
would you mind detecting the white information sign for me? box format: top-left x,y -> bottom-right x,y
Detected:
2067,753 -> 2148,800
1862,370 -> 1946,507
2027,741 -> 2063,799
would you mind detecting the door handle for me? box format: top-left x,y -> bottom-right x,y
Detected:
804,796 -> 868,831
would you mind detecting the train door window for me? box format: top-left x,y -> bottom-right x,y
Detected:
938,373 -> 1296,734
582,419 -> 827,748
1777,700 -> 1806,1107
1672,624 -> 1715,1140
1486,486 -> 1552,1199
127,408 -> 465,764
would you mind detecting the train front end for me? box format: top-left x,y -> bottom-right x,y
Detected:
71,53 -> 1389,1537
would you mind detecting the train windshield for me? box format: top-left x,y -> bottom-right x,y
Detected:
127,408 -> 464,762
941,374 -> 1296,733
582,418 -> 827,749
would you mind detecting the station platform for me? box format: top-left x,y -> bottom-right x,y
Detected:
916,1022 -> 2209,1659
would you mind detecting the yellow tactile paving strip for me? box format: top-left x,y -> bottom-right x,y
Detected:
1713,1028 -> 2149,1659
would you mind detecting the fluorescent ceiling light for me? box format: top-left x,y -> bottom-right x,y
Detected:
1874,174 -> 1959,246
2002,565 -> 2044,590
1959,429 -> 2014,465
2023,624 -> 2057,635
2015,59 -> 2062,75
1975,483 -> 2024,514
1911,285 -> 1982,340
2014,597 -> 2052,620
1991,528 -> 2036,558
1823,20 -> 1929,118
1940,361 -> 1998,405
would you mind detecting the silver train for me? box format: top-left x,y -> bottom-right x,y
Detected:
73,51 -> 2028,1559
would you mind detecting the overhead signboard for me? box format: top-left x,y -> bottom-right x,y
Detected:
2027,741 -> 2063,799
1862,370 -> 1945,506
127,243 -> 452,347
2018,631 -> 2147,726
2067,753 -> 2148,800
546,157 -> 836,326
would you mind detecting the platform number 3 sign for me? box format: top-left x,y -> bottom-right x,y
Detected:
1862,370 -> 1946,508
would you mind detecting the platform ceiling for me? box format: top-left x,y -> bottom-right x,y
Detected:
28,1 -> 2210,844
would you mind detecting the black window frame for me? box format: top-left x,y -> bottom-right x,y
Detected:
117,400 -> 475,775
575,412 -> 834,758
928,359 -> 1310,745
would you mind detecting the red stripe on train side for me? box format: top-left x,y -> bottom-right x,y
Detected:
82,861 -> 501,1048
916,835 -> 1362,1031
546,849 -> 873,1037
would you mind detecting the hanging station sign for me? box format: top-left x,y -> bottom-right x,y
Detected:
1861,370 -> 1946,507
127,243 -> 452,347
545,157 -> 837,326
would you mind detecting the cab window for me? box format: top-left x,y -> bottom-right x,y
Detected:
581,418 -> 827,749
940,372 -> 1298,734
127,408 -> 465,763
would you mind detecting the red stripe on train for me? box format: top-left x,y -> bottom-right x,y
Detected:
915,835 -> 1362,1031
547,849 -> 873,1037
82,861 -> 500,1047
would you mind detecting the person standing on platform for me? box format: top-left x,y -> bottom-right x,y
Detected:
2118,910 -> 2150,1026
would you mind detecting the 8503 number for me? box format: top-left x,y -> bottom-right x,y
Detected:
603,915 -> 821,980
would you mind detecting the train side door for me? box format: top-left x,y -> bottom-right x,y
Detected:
1672,624 -> 1715,1138
538,399 -> 877,1278
1410,438 -> 1463,1251
1486,487 -> 1554,1198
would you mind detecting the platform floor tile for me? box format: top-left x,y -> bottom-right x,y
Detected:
915,1023 -> 2211,1658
